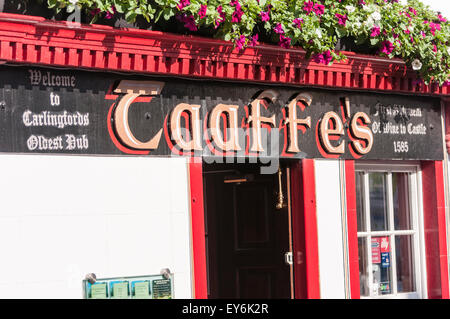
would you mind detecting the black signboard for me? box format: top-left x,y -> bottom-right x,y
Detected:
0,64 -> 443,161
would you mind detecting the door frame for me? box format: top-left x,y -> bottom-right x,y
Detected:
187,158 -> 321,299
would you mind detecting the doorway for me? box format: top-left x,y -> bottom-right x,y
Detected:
203,162 -> 294,298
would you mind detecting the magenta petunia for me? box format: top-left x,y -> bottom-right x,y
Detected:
323,50 -> 333,65
313,53 -> 324,64
249,34 -> 259,47
231,1 -> 244,23
178,14 -> 197,31
313,4 -> 325,16
198,5 -> 207,19
274,23 -> 284,34
335,13 -> 348,26
105,6 -> 117,19
438,14 -> 447,23
279,35 -> 291,48
215,6 -> 226,28
370,26 -> 381,37
235,34 -> 246,51
429,22 -> 441,36
293,18 -> 304,29
313,51 -> 333,65
260,11 -> 270,22
303,1 -> 314,14
380,40 -> 394,55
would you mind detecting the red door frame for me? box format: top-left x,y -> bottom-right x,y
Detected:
344,159 -> 450,299
188,158 -> 208,299
290,159 -> 321,299
188,158 -> 321,299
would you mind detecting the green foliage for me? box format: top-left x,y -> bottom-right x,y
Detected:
49,0 -> 450,86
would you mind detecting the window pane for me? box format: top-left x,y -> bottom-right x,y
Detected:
396,235 -> 416,293
372,236 -> 392,296
369,173 -> 388,231
358,237 -> 369,296
393,173 -> 411,230
355,172 -> 366,232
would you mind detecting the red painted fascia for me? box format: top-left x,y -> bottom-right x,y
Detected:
0,12 -> 448,96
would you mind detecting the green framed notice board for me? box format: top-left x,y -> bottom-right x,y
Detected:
83,274 -> 174,299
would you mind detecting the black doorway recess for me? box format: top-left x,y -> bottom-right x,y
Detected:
203,162 -> 292,299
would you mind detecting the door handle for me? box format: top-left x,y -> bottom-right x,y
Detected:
284,252 -> 293,265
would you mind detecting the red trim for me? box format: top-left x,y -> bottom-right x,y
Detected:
344,160 -> 361,299
302,159 -> 321,298
291,160 -> 320,299
0,12 -> 447,96
188,158 -> 208,299
421,161 -> 450,299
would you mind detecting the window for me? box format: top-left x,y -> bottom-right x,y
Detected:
355,163 -> 425,299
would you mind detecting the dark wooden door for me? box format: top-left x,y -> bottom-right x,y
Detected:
204,164 -> 291,299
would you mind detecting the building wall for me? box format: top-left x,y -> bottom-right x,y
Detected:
0,155 -> 192,298
314,159 -> 347,298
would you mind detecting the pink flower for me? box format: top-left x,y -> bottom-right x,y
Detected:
313,53 -> 324,64
323,50 -> 333,65
409,7 -> 417,16
274,23 -> 284,34
313,4 -> 325,16
293,18 -> 304,29
198,5 -> 207,19
177,0 -> 190,11
231,1 -> 244,23
433,44 -> 438,52
359,0 -> 366,5
380,40 -> 394,55
429,22 -> 441,36
370,26 -> 381,37
178,14 -> 197,31
313,51 -> 333,65
438,14 -> 447,23
335,13 -> 348,26
260,11 -> 270,22
249,34 -> 259,47
303,1 -> 314,14
105,6 -> 117,19
215,6 -> 225,28
279,35 -> 291,49
235,35 -> 246,51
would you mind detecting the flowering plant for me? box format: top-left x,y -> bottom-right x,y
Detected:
48,0 -> 450,85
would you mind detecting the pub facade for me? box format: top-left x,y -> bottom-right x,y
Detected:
0,10 -> 448,299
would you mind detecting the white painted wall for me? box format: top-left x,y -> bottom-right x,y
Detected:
0,155 -> 192,299
314,159 -> 347,299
